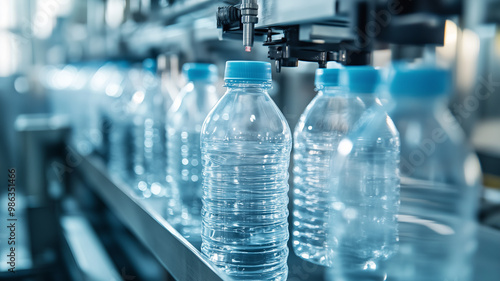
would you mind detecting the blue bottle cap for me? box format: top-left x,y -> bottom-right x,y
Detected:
315,68 -> 340,87
389,67 -> 450,97
224,61 -> 272,83
339,66 -> 380,94
182,63 -> 218,82
143,58 -> 157,73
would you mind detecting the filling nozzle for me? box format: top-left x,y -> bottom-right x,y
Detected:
241,0 -> 258,52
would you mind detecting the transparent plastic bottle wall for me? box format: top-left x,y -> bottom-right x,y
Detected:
101,63 -> 136,181
74,63 -> 104,155
166,64 -> 219,240
201,61 -> 291,281
386,68 -> 481,281
292,68 -> 367,267
328,67 -> 400,281
128,64 -> 170,211
88,62 -> 121,158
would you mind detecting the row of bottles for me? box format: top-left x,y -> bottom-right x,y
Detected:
293,66 -> 481,281
44,60 -> 481,281
294,67 -> 400,280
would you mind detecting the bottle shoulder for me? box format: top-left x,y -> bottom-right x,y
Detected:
390,108 -> 481,186
348,102 -> 400,141
390,107 -> 469,151
201,90 -> 291,144
294,94 -> 366,135
167,84 -> 219,128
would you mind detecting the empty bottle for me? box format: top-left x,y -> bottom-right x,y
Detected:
201,61 -> 291,280
166,63 -> 219,240
328,66 -> 400,280
89,62 -> 120,161
130,59 -> 169,208
70,64 -> 98,155
386,67 -> 481,281
293,68 -> 368,266
102,62 -> 136,181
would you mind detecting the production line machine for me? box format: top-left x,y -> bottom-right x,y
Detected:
1,1 -> 500,281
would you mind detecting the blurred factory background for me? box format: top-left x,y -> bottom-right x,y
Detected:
0,0 -> 500,280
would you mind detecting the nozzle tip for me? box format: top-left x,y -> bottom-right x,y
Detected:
245,46 -> 252,52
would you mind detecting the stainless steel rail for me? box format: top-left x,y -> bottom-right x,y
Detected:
75,154 -> 230,281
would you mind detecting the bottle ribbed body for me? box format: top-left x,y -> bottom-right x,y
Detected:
166,80 -> 219,240
328,102 -> 400,281
201,83 -> 291,280
386,99 -> 481,281
131,71 -> 168,203
292,88 -> 366,266
133,110 -> 167,208
106,75 -> 134,181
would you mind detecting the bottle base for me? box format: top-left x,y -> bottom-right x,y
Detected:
293,243 -> 332,267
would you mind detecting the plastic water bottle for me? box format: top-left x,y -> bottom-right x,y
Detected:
103,62 -> 135,181
69,64 -> 97,155
166,63 -> 219,240
328,66 -> 400,280
129,60 -> 169,206
201,61 -> 291,280
386,67 -> 481,281
89,62 -> 119,160
79,63 -> 106,154
292,68 -> 368,266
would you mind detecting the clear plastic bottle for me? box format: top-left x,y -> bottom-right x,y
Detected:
293,68 -> 367,266
385,67 -> 481,281
201,61 -> 291,281
77,63 -> 105,154
129,59 -> 169,209
166,63 -> 219,240
69,64 -> 97,155
328,66 -> 400,281
89,62 -> 118,160
103,62 -> 135,181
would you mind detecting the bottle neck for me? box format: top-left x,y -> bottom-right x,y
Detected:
185,80 -> 216,96
348,91 -> 378,108
224,80 -> 271,90
391,96 -> 447,112
317,85 -> 341,96
188,79 -> 214,87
